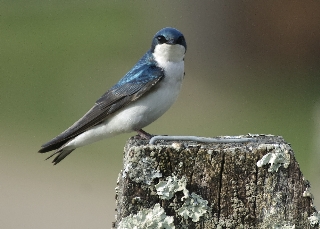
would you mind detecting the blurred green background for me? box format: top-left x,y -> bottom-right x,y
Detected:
1,1 -> 320,228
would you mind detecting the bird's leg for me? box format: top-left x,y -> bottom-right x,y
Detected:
136,129 -> 154,140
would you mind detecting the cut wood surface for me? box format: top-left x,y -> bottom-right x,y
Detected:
113,134 -> 319,229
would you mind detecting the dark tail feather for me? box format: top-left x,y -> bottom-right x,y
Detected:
38,139 -> 69,153
46,148 -> 75,165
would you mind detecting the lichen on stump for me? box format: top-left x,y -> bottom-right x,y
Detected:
113,135 -> 319,229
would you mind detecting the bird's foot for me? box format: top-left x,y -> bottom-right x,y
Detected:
136,129 -> 154,140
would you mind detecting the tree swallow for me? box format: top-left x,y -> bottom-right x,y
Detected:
38,27 -> 187,164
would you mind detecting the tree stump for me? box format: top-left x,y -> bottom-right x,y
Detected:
113,134 -> 319,229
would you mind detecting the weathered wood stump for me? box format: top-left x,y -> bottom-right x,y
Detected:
113,134 -> 319,228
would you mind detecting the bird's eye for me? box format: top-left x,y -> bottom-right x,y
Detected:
157,35 -> 167,44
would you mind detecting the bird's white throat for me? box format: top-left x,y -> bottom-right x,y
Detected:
153,44 -> 185,64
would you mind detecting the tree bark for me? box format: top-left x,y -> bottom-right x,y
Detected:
113,134 -> 319,229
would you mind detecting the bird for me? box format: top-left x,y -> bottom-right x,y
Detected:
38,27 -> 187,165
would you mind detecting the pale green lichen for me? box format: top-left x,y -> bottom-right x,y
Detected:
177,192 -> 209,222
308,211 -> 320,227
155,175 -> 189,200
155,176 -> 210,223
118,203 -> 174,229
256,143 -> 291,172
122,156 -> 162,185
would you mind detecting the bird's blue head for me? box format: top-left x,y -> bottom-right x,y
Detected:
151,27 -> 187,63
151,27 -> 187,51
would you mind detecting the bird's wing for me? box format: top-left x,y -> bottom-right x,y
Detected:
39,64 -> 164,153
